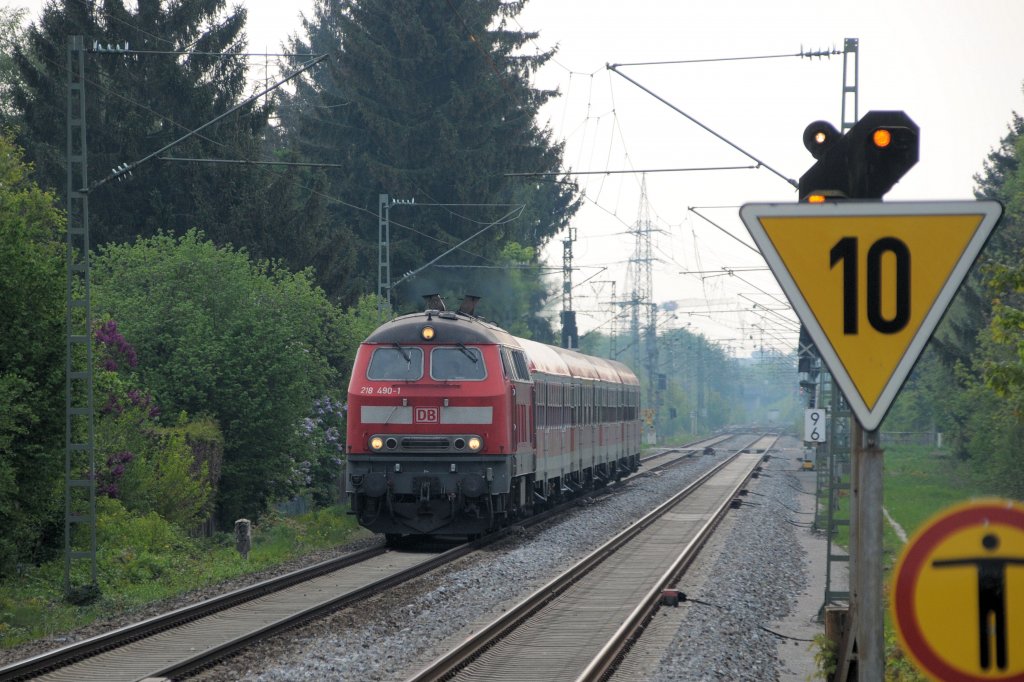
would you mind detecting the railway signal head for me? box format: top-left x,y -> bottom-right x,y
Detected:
798,110 -> 919,201
802,120 -> 841,160
849,111 -> 919,199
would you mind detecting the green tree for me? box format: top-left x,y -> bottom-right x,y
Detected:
0,133 -> 65,578
91,230 -> 341,526
0,6 -> 27,118
888,111 -> 1024,467
278,0 -> 578,306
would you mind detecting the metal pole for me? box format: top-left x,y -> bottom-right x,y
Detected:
65,35 -> 97,593
378,193 -> 389,318
853,419 -> 884,679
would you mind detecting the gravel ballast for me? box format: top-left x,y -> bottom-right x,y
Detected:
2,435 -> 824,681
198,435 -> 821,681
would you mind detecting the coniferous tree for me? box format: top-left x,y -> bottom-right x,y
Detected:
278,0 -> 577,312
4,0 -> 294,253
0,7 -> 27,118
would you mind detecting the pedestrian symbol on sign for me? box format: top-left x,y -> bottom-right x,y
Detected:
891,499 -> 1024,681
932,532 -> 1024,671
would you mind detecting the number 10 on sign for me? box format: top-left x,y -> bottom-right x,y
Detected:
740,201 -> 1002,431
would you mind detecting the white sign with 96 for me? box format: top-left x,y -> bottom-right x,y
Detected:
804,409 -> 827,443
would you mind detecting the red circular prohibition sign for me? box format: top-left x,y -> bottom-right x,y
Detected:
893,502 -> 1024,682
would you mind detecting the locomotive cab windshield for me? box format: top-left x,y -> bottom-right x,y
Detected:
430,346 -> 486,381
366,345 -> 423,381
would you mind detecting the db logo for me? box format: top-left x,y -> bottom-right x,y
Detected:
415,407 -> 439,423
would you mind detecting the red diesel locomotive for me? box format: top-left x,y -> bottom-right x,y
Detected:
345,296 -> 642,540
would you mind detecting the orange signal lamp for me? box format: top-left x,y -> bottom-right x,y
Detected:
872,128 -> 892,148
807,194 -> 826,204
421,326 -> 436,340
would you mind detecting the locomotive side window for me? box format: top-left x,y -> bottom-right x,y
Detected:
367,346 -> 424,381
430,347 -> 487,381
510,349 -> 531,382
499,347 -> 512,378
500,346 -> 531,382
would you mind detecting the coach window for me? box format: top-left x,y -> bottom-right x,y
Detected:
367,346 -> 423,381
534,382 -> 543,428
430,347 -> 487,381
584,384 -> 591,425
572,384 -> 579,426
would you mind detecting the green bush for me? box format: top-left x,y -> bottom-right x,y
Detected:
91,230 -> 343,527
93,333 -> 215,531
0,133 -> 65,579
95,496 -> 196,585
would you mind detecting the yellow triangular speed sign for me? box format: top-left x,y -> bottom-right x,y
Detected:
740,200 -> 1001,430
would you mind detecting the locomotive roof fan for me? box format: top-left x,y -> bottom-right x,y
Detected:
422,293 -> 446,312
458,295 -> 481,317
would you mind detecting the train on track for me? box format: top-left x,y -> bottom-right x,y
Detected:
345,295 -> 643,541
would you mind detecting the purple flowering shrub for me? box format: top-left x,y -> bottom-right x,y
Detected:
94,319 -> 138,372
286,395 -> 346,507
91,319 -> 212,528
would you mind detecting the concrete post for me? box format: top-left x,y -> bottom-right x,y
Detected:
234,518 -> 252,560
854,422 -> 884,679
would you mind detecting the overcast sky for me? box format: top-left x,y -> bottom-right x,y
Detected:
16,0 -> 1024,357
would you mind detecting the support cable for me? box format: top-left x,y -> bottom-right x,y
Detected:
87,53 -> 328,192
607,64 -> 798,189
393,206 -> 525,287
688,207 -> 760,255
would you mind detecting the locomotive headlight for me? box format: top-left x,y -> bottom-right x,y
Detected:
467,436 -> 482,452
421,326 -> 436,340
369,436 -> 384,451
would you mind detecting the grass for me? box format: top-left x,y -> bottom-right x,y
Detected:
0,504 -> 370,650
817,443 -> 989,681
883,445 -> 987,535
882,445 -> 990,680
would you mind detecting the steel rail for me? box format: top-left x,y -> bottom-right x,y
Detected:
405,434 -> 766,682
150,541 -> 481,680
153,441 -> 723,680
0,545 -> 387,681
3,433 -> 731,681
578,434 -> 779,681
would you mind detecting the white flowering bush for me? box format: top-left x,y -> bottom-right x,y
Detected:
287,395 -> 347,507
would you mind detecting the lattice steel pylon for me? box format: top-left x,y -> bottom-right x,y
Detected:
64,35 -> 97,592
625,176 -> 658,441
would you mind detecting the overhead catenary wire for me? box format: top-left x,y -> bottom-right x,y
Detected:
609,46 -> 842,68
505,165 -> 757,177
90,47 -> 317,58
33,31 -> 499,266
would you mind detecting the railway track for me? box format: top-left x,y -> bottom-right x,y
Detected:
1,435 -> 735,681
1,545 -> 463,682
406,434 -> 775,682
